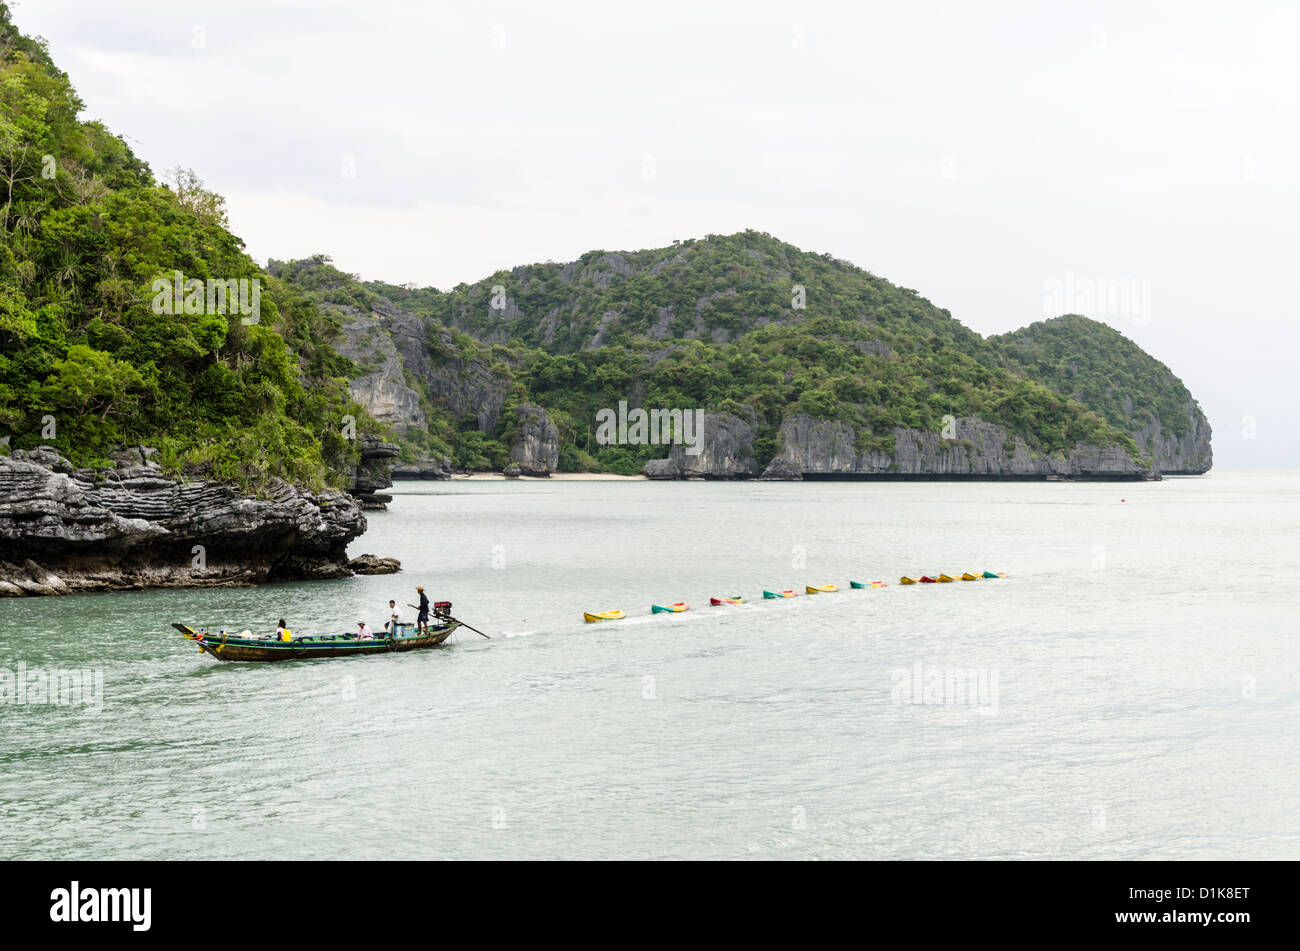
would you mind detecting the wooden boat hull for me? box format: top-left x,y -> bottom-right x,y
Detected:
174,622 -> 459,663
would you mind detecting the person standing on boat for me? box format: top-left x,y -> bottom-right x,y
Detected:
416,586 -> 430,634
386,600 -> 402,635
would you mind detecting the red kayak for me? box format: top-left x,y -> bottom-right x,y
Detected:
919,575 -> 939,583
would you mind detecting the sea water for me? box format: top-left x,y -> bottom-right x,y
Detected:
1,472 -> 1296,859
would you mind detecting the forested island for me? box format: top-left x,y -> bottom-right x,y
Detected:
274,241 -> 1210,481
0,5 -> 1210,594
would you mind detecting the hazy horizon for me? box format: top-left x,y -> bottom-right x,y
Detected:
14,0 -> 1296,466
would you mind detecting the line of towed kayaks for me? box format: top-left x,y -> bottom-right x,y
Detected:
901,571 -> 1006,584
582,571 -> 1008,622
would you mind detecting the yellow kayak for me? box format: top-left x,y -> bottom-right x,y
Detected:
937,574 -> 956,583
900,576 -> 917,585
960,572 -> 980,581
805,584 -> 838,594
584,610 -> 626,623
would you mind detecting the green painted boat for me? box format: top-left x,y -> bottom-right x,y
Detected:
174,621 -> 459,662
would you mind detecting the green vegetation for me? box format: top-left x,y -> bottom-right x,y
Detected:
0,5 -> 1200,484
0,5 -> 369,489
990,314 -> 1198,440
278,239 -> 1141,472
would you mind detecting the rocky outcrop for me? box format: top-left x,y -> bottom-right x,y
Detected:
1134,398 -> 1212,474
349,435 -> 399,510
642,412 -> 760,480
348,553 -> 401,575
760,415 -> 1154,480
392,459 -> 451,480
0,447 -> 369,596
508,404 -> 559,476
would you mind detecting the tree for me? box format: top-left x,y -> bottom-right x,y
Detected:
162,166 -> 228,228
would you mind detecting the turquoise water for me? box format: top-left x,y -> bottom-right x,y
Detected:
1,472 -> 1297,859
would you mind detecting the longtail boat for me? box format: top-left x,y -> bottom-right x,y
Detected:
174,620 -> 459,663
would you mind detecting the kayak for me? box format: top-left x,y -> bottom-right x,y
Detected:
960,572 -> 980,581
709,596 -> 744,606
651,602 -> 690,614
762,589 -> 798,599
982,571 -> 1005,579
899,576 -> 917,585
584,610 -> 626,623
937,574 -> 956,583
850,581 -> 888,589
805,584 -> 838,594
919,576 -> 938,584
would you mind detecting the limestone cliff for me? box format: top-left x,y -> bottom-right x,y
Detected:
0,448 -> 367,596
644,413 -> 1154,480
643,412 -> 761,479
760,415 -> 1151,479
508,404 -> 560,476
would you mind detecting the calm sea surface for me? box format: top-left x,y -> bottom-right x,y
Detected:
2,471 -> 1297,860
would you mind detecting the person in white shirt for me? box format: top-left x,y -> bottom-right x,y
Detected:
385,600 -> 402,635
356,621 -> 373,640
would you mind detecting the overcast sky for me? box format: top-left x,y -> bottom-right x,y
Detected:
15,0 -> 1297,466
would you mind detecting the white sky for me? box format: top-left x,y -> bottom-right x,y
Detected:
15,0 -> 1298,466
